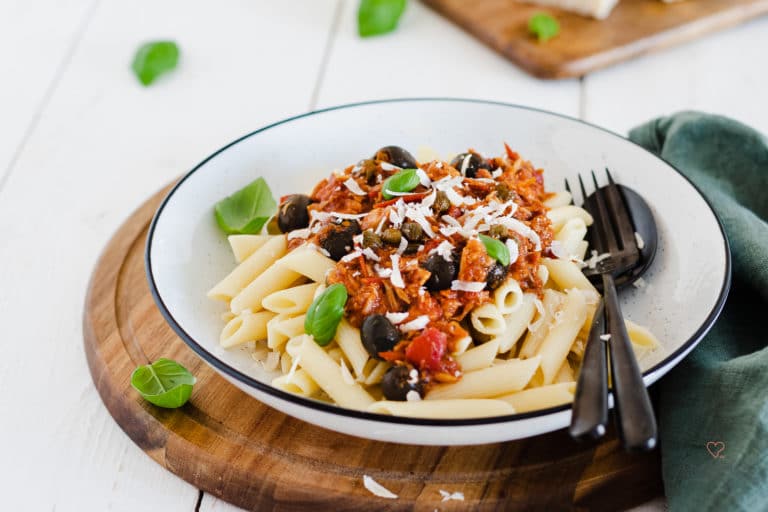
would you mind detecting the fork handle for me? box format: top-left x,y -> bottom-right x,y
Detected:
603,273 -> 658,452
569,299 -> 608,441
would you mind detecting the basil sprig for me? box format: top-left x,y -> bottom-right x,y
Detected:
382,168 -> 420,199
305,284 -> 348,346
132,41 -> 180,86
528,13 -> 560,43
130,358 -> 196,408
214,177 -> 277,234
479,234 -> 510,266
358,0 -> 407,38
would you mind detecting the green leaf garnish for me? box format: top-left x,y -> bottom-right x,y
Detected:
305,284 -> 348,346
479,234 -> 510,266
132,41 -> 180,86
528,13 -> 560,43
214,177 -> 277,235
130,358 -> 196,408
382,168 -> 420,199
358,0 -> 407,38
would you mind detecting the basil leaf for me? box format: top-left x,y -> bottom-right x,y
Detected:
358,0 -> 407,38
528,13 -> 559,43
479,234 -> 510,266
214,177 -> 277,234
130,358 -> 196,408
382,168 -> 420,199
132,41 -> 180,86
305,283 -> 348,346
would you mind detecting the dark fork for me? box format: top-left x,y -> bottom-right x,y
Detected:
568,170 -> 657,452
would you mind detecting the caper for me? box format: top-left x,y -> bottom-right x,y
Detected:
404,243 -> 421,254
486,262 -> 508,290
361,314 -> 400,359
496,183 -> 515,201
422,253 -> 458,291
381,365 -> 423,401
450,152 -> 491,178
401,222 -> 423,242
373,146 -> 419,169
382,228 -> 402,246
362,230 -> 383,249
433,190 -> 450,214
359,159 -> 378,184
276,194 -> 311,233
489,224 -> 508,239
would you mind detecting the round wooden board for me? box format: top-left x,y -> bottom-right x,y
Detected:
83,185 -> 664,511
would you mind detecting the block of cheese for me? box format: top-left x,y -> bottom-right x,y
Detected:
519,0 -> 619,19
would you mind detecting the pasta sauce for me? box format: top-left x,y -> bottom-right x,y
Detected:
284,145 -> 554,388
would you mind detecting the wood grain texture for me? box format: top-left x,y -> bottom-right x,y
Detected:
421,0 -> 768,79
84,184 -> 664,511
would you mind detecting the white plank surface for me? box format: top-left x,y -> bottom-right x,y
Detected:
0,0 -> 96,183
584,16 -> 768,136
315,0 -> 581,116
0,1 -> 336,511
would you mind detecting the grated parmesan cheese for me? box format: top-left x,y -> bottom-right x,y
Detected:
633,277 -> 647,289
600,334 -> 612,341
390,254 -> 405,288
343,178 -> 366,196
439,490 -> 465,502
396,236 -> 408,255
379,162 -> 401,172
406,390 -> 422,401
305,243 -> 331,258
375,264 -> 392,278
400,315 -> 430,332
459,153 -> 472,175
585,250 -> 612,269
416,168 -> 432,187
491,167 -> 503,178
635,232 -> 645,250
407,368 -> 419,385
451,280 -> 486,292
429,240 -> 454,261
505,238 -> 520,264
287,228 -> 311,240
286,354 -> 301,382
340,249 -> 363,263
361,247 -> 381,262
363,475 -> 398,499
385,312 -> 409,324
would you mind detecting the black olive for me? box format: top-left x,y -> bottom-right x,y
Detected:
320,220 -> 359,261
450,152 -> 491,178
373,146 -> 419,169
361,314 -> 400,359
276,194 -> 311,232
486,262 -> 508,290
381,365 -> 423,401
423,253 -> 458,291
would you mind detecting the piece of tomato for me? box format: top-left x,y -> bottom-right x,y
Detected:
405,327 -> 447,372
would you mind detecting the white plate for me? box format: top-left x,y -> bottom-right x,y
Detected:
146,99 -> 730,446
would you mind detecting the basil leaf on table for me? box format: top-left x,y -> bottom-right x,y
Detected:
132,41 -> 180,86
130,358 -> 196,408
214,177 -> 277,234
528,13 -> 560,43
305,284 -> 348,346
358,0 -> 407,38
382,168 -> 420,199
479,234 -> 510,266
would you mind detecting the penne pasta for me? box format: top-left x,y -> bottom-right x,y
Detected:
493,278 -> 524,315
555,218 -> 588,259
518,289 -> 564,359
271,368 -> 320,397
334,319 -> 370,379
286,335 -> 375,409
456,339 -> 500,372
470,303 -> 507,336
368,399 -> 515,419
543,191 -> 572,208
220,310 -> 276,348
542,257 -> 597,293
497,382 -> 576,413
266,313 -> 305,350
547,205 -> 594,232
228,234 -> 272,263
230,262 -> 302,314
426,356 -> 541,400
535,289 -> 588,385
262,282 -> 320,315
208,235 -> 288,302
494,295 -> 537,354
275,247 -> 336,283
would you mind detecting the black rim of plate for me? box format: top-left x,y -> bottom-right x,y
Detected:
145,98 -> 732,428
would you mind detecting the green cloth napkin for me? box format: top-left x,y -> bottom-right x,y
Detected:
629,112 -> 768,512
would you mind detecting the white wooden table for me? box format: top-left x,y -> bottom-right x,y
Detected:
1,1 -> 766,510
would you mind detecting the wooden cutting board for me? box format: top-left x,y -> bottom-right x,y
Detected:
83,184 -> 664,511
422,0 -> 768,79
